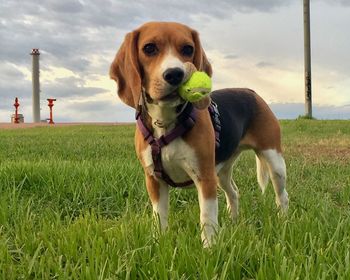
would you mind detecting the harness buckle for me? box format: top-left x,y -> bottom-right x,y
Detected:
154,170 -> 163,178
151,141 -> 161,156
158,136 -> 168,147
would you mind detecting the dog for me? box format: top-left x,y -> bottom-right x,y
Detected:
110,22 -> 289,247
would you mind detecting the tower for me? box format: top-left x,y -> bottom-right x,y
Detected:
31,48 -> 41,123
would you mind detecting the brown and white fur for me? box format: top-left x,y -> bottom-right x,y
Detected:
110,22 -> 288,247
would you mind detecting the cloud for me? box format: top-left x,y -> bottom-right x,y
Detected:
270,103 -> 350,119
256,61 -> 274,68
224,54 -> 240,60
0,63 -> 26,80
0,63 -> 32,108
48,0 -> 84,14
0,0 -> 349,122
318,0 -> 350,6
55,99 -> 135,122
42,77 -> 107,98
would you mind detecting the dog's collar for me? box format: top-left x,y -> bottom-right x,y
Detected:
138,89 -> 188,128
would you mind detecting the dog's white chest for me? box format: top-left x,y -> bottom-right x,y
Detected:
142,138 -> 198,183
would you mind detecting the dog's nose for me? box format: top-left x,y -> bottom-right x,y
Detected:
163,68 -> 184,86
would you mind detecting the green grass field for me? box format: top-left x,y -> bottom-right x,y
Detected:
0,120 -> 349,279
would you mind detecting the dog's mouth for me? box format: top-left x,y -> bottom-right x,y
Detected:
159,91 -> 179,101
144,87 -> 187,107
145,91 -> 180,103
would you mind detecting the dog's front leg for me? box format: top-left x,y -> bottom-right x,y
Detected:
145,173 -> 169,231
196,178 -> 218,248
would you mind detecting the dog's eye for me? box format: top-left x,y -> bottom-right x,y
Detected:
181,45 -> 194,56
143,43 -> 158,56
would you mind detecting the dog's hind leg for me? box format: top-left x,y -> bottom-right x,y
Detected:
217,153 -> 240,221
257,149 -> 289,213
255,155 -> 270,194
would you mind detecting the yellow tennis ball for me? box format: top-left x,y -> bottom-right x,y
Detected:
178,71 -> 212,102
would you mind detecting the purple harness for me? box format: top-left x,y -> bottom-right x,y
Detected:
136,102 -> 221,188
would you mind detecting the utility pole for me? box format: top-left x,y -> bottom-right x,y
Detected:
303,0 -> 312,118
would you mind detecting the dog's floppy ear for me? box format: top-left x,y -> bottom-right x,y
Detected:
192,30 -> 212,77
110,31 -> 141,108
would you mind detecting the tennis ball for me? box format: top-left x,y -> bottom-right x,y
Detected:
178,71 -> 212,102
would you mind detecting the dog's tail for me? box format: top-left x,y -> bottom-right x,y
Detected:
256,155 -> 270,194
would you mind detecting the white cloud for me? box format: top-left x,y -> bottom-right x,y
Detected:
0,0 -> 349,122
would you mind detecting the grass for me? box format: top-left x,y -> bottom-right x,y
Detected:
0,120 -> 349,279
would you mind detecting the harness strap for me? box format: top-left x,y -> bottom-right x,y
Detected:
136,101 -> 221,188
136,103 -> 195,188
208,102 -> 221,148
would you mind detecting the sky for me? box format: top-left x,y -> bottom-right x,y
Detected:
0,0 -> 349,122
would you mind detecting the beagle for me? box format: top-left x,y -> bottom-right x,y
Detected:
110,22 -> 289,247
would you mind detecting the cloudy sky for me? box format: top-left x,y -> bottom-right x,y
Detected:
0,0 -> 349,122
